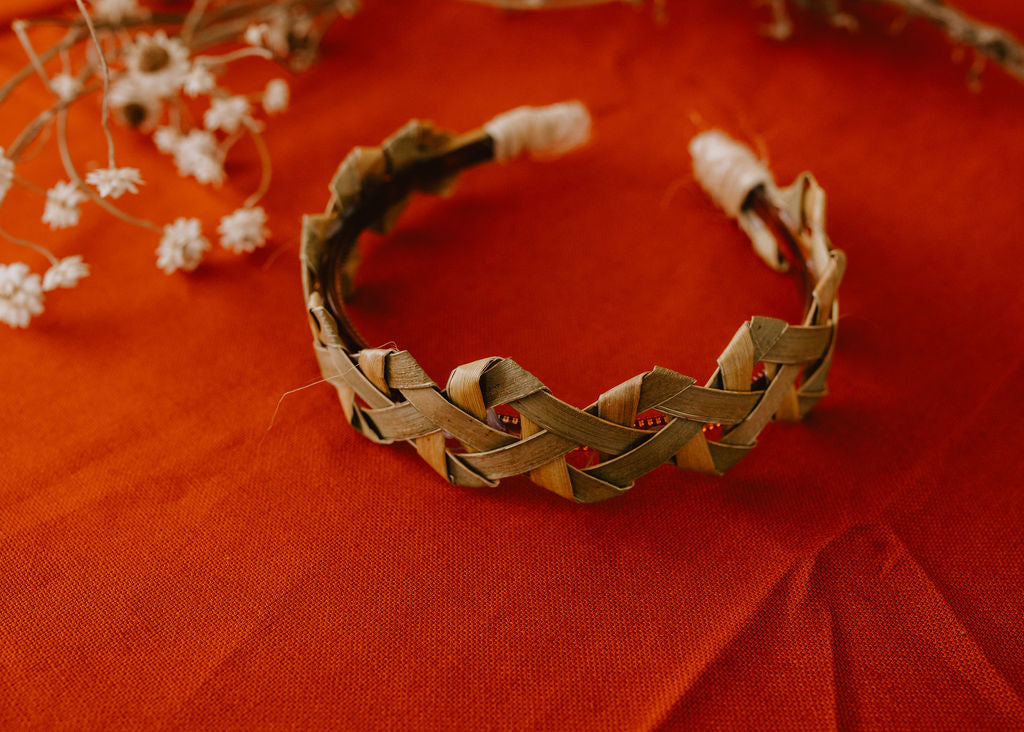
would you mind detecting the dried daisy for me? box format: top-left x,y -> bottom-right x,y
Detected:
42,182 -> 87,230
157,217 -> 210,274
204,95 -> 252,134
124,31 -> 190,99
153,126 -> 182,154
0,262 -> 44,328
43,256 -> 90,291
86,167 -> 144,198
218,206 -> 269,253
182,63 -> 217,98
262,79 -> 290,114
109,73 -> 164,129
172,129 -> 225,186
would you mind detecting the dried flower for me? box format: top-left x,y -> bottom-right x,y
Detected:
153,126 -> 181,154
157,217 -> 209,274
109,73 -> 163,128
43,255 -> 89,291
244,24 -> 269,47
263,79 -> 290,114
50,73 -> 82,101
183,63 -> 216,98
0,262 -> 44,328
0,0 -> 354,328
0,151 -> 13,206
218,206 -> 269,253
42,181 -> 86,230
124,31 -> 190,99
86,167 -> 144,198
90,0 -> 145,25
204,95 -> 252,134
172,129 -> 225,185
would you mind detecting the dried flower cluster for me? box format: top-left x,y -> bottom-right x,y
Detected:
0,0 -> 358,328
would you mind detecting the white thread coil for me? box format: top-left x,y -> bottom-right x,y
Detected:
483,101 -> 591,162
689,130 -> 773,219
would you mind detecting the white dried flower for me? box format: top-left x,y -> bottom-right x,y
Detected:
153,126 -> 181,154
173,130 -> 225,185
91,0 -> 145,24
218,207 -> 269,253
183,63 -> 216,98
109,73 -> 163,129
204,95 -> 251,134
244,23 -> 269,47
42,255 -> 89,291
0,262 -> 44,328
0,150 -> 13,206
86,167 -> 144,199
157,218 -> 209,274
124,31 -> 190,99
42,181 -> 86,230
49,73 -> 82,101
262,79 -> 290,114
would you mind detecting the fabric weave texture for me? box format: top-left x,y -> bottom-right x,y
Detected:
1,0 -> 1022,729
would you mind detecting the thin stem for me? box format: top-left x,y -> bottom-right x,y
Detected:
15,13 -> 184,30
12,20 -> 52,87
56,108 -> 161,234
8,109 -> 56,162
0,224 -> 58,266
73,0 -> 117,169
194,46 -> 274,66
181,0 -> 211,46
14,116 -> 55,164
7,78 -> 101,161
0,28 -> 82,106
13,173 -> 47,195
243,121 -> 272,208
220,126 -> 247,155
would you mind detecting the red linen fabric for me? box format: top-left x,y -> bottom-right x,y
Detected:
1,1 -> 1023,729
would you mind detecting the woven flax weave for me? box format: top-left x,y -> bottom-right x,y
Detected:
301,113 -> 846,502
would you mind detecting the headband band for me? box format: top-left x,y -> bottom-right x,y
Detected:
301,102 -> 846,502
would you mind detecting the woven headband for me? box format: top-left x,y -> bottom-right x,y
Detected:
300,102 -> 846,502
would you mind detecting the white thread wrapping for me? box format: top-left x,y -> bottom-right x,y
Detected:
690,129 -> 787,270
689,130 -> 773,219
483,101 -> 591,162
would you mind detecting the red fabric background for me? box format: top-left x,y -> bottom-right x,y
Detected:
2,1 -> 1023,728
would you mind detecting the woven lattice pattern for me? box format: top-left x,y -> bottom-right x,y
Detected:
301,116 -> 846,502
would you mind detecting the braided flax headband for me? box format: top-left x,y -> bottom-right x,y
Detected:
301,102 -> 846,503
